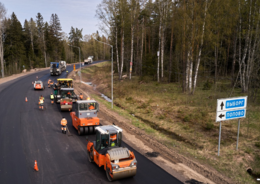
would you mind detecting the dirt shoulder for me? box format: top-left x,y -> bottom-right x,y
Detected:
69,69 -> 232,184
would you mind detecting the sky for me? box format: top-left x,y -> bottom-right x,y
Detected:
1,0 -> 103,36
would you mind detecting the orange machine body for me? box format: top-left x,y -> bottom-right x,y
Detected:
86,125 -> 137,181
70,112 -> 100,129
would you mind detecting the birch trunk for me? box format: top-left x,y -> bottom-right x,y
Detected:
129,25 -> 134,79
120,25 -> 124,80
192,0 -> 208,94
240,0 -> 252,92
161,28 -> 164,78
116,27 -> 120,74
157,14 -> 162,82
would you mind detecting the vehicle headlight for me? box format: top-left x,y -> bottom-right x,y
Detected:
57,95 -> 61,98
130,159 -> 137,167
111,164 -> 119,170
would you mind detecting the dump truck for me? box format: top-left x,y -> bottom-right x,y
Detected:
34,81 -> 44,90
70,100 -> 100,135
50,62 -> 62,75
87,125 -> 137,181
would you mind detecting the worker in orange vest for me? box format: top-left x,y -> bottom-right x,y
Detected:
79,93 -> 83,100
89,103 -> 95,110
61,117 -> 67,134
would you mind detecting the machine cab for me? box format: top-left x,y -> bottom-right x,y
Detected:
75,100 -> 99,118
94,126 -> 123,153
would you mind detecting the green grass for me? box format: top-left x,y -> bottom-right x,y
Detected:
80,61 -> 260,184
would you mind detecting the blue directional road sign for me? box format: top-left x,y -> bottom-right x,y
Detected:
216,96 -> 247,122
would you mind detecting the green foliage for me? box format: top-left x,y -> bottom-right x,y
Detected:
204,122 -> 214,131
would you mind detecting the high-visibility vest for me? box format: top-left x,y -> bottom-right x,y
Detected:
79,95 -> 83,99
40,99 -> 44,104
50,95 -> 54,99
111,142 -> 115,147
61,118 -> 67,126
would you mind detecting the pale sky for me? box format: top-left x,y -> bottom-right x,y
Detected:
1,0 -> 103,37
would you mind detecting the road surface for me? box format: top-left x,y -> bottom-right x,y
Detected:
0,61 -> 183,184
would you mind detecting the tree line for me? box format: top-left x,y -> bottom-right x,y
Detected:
96,0 -> 260,95
0,2 -> 109,77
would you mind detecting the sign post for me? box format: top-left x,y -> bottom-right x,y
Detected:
236,119 -> 240,150
218,121 -> 222,156
216,96 -> 247,156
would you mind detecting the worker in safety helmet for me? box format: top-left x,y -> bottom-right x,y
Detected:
50,93 -> 54,104
110,134 -> 117,147
89,103 -> 95,110
79,93 -> 83,100
39,95 -> 44,109
60,117 -> 67,134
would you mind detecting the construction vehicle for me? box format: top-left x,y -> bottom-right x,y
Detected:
34,81 -> 44,90
84,56 -> 93,65
87,125 -> 137,181
59,89 -> 74,111
60,61 -> 66,70
70,100 -> 100,135
50,62 -> 62,76
53,79 -> 78,103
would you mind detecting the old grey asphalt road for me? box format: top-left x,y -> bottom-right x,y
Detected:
0,61 -> 183,184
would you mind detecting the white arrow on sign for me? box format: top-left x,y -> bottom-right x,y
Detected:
217,96 -> 247,112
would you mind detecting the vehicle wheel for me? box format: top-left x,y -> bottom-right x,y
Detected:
84,127 -> 89,134
106,167 -> 113,182
93,126 -> 96,133
89,126 -> 93,134
78,126 -> 84,136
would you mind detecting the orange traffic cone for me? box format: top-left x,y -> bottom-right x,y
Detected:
25,97 -> 28,102
34,160 -> 39,171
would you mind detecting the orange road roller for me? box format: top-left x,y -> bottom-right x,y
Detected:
87,125 -> 137,181
70,100 -> 100,135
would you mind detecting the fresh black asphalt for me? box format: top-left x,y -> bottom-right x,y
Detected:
0,62 -> 183,184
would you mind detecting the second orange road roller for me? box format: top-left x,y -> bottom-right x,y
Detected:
70,100 -> 100,135
87,125 -> 137,181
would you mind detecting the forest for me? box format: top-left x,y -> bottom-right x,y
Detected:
0,2 -> 109,77
96,0 -> 260,96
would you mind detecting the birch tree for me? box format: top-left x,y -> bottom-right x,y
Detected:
0,2 -> 6,77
